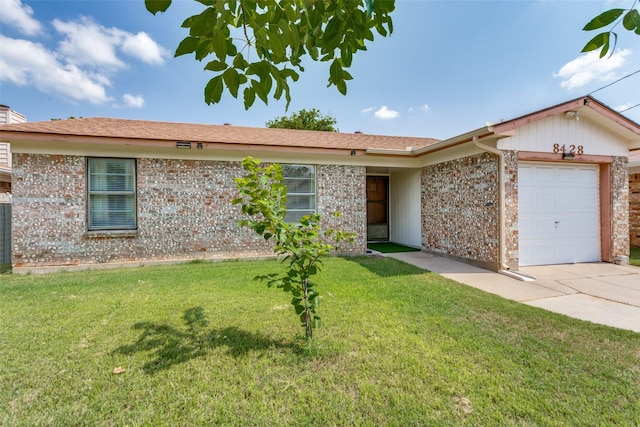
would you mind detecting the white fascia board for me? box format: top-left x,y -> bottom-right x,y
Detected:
8,138 -> 425,169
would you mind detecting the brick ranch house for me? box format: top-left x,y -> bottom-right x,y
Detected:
0,96 -> 639,273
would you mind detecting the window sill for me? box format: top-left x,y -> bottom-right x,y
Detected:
83,230 -> 138,239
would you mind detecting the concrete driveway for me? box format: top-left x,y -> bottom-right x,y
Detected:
386,251 -> 640,333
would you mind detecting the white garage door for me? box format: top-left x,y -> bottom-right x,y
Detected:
518,163 -> 600,266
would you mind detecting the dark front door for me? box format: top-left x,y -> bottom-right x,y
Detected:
367,176 -> 388,241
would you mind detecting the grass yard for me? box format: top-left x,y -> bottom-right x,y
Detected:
1,257 -> 639,426
631,247 -> 640,267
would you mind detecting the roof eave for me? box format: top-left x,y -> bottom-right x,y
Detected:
490,96 -> 640,146
412,126 -> 497,156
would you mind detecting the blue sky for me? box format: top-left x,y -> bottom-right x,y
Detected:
1,0 -> 639,139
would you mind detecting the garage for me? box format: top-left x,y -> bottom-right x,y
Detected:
518,162 -> 600,266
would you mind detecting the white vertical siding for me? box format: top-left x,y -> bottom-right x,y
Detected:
0,106 -> 26,167
0,106 -> 26,125
389,169 -> 422,248
498,114 -> 629,156
0,144 -> 9,167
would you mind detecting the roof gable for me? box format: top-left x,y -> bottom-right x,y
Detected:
490,96 -> 640,145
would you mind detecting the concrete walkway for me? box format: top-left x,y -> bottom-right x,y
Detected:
386,251 -> 640,333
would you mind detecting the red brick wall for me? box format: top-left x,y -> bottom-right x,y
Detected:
630,172 -> 640,248
421,152 -> 500,269
11,154 -> 366,268
317,164 -> 367,253
611,157 -> 629,260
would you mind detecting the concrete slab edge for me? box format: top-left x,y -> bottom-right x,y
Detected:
499,270 -> 536,282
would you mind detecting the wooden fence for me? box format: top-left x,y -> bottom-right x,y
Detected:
0,203 -> 10,273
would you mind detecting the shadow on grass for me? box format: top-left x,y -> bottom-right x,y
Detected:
114,306 -> 291,374
343,255 -> 428,277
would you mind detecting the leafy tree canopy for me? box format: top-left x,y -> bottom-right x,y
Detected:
582,2 -> 640,57
146,0 -> 395,109
266,108 -> 338,131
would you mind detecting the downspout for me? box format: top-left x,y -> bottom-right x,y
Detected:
473,137 -> 533,281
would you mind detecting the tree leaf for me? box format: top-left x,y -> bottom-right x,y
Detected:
204,75 -> 224,104
223,67 -> 241,98
581,32 -> 609,53
251,79 -> 269,105
233,53 -> 248,70
145,0 -> 171,15
175,36 -> 199,57
329,59 -> 342,85
623,9 -> 640,31
204,60 -> 227,72
323,16 -> 343,50
583,9 -> 625,31
211,30 -> 228,61
336,79 -> 347,95
243,87 -> 256,110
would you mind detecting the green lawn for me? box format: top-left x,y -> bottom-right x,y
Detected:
1,257 -> 639,426
631,247 -> 640,267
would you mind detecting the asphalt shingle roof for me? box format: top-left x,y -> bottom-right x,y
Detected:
0,117 -> 440,151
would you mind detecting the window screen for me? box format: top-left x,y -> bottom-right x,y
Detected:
283,164 -> 316,223
87,158 -> 136,230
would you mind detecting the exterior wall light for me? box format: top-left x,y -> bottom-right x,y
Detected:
562,153 -> 575,160
564,111 -> 580,121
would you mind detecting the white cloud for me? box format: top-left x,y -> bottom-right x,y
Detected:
554,49 -> 631,90
615,103 -> 632,112
409,104 -> 430,113
53,17 -> 124,69
52,17 -> 167,69
123,93 -> 145,108
0,6 -> 167,106
121,31 -> 167,65
361,107 -> 374,113
0,0 -> 42,36
374,105 -> 399,120
0,35 -> 112,104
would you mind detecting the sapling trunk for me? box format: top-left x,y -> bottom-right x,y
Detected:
303,277 -> 313,339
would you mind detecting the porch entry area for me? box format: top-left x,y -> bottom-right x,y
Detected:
365,169 -> 422,249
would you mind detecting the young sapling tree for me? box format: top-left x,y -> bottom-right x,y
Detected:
232,157 -> 355,339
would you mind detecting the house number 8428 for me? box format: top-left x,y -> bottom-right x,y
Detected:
553,144 -> 583,155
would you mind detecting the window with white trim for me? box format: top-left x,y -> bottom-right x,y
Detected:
283,164 -> 316,223
87,157 -> 137,230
